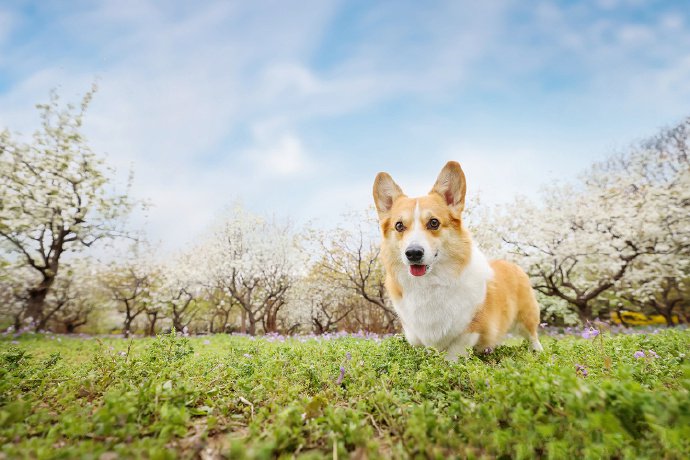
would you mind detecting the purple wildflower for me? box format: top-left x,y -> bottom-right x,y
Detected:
539,322 -> 548,328
203,339 -> 211,345
575,364 -> 588,377
336,366 -> 346,385
345,352 -> 352,361
581,327 -> 599,339
243,353 -> 252,359
633,351 -> 645,359
118,351 -> 127,357
483,347 -> 494,354
647,349 -> 659,358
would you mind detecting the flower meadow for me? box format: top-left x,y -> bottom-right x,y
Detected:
1,327 -> 688,459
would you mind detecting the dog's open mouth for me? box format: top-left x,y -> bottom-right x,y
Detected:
409,264 -> 428,277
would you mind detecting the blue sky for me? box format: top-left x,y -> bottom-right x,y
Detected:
1,0 -> 690,252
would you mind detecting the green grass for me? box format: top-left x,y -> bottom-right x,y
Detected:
1,329 -> 689,459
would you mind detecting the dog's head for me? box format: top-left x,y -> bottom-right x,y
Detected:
373,161 -> 471,277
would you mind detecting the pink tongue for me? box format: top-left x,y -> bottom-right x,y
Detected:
410,265 -> 427,276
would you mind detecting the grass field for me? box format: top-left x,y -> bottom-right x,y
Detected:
1,328 -> 689,459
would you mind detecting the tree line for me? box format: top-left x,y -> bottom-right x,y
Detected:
1,89 -> 688,335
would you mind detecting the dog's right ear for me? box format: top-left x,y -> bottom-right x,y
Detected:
373,172 -> 404,217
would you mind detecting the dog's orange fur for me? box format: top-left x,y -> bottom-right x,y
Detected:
467,260 -> 541,350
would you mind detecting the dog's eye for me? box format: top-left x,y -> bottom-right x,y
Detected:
427,218 -> 440,230
395,221 -> 405,232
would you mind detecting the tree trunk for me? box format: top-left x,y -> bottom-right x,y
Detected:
681,311 -> 689,325
223,310 -> 231,333
575,301 -> 591,324
615,309 -> 630,328
123,317 -> 133,338
241,310 -> 247,334
25,278 -> 54,329
264,307 -> 278,333
662,311 -> 674,327
25,251 -> 62,330
172,315 -> 184,332
147,312 -> 159,336
313,318 -> 325,334
247,314 -> 257,335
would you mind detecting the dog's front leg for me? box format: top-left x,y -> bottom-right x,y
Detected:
402,324 -> 423,346
444,332 -> 480,362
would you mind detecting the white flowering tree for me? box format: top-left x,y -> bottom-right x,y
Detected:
462,195 -> 507,261
199,204 -> 303,335
201,287 -> 239,333
0,260 -> 33,330
499,186 -> 645,322
102,246 -> 158,337
0,86 -> 135,328
289,264 -> 355,334
619,262 -> 689,326
43,259 -> 104,333
584,119 -> 690,324
308,209 -> 398,333
153,251 -> 203,333
499,118 -> 690,323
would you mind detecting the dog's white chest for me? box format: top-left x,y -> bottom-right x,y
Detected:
393,245 -> 493,350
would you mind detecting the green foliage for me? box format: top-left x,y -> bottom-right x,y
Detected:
145,329 -> 195,364
0,330 -> 688,459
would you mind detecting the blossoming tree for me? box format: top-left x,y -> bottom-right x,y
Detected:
308,210 -> 398,332
290,264 -> 355,334
0,87 -> 135,328
154,251 -> 202,333
102,246 -> 158,337
43,259 -> 104,333
199,204 -> 303,335
0,260 -> 33,330
499,118 -> 690,323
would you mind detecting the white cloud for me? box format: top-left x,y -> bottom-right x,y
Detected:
246,129 -> 313,177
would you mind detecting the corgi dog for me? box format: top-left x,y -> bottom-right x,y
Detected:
372,161 -> 543,361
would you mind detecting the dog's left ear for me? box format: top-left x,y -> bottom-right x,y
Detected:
431,161 -> 466,213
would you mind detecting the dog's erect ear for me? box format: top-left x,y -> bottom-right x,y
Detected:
373,172 -> 404,216
431,161 -> 466,213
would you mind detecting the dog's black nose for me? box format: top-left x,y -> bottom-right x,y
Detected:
405,246 -> 424,263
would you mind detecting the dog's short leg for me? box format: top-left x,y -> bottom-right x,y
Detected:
400,320 -> 423,346
514,306 -> 543,352
529,334 -> 543,352
515,320 -> 543,352
444,332 -> 480,362
404,329 -> 422,346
